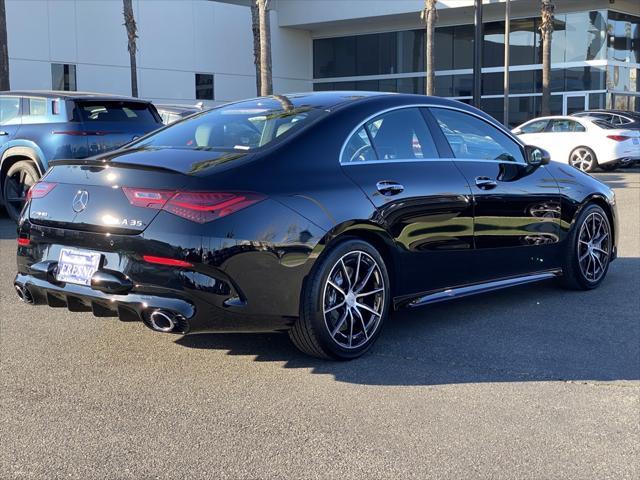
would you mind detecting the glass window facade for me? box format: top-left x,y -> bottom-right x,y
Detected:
313,10 -> 639,124
195,74 -> 214,100
51,63 -> 77,91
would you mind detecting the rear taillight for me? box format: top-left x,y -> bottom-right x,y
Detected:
122,188 -> 265,223
17,237 -> 30,247
122,187 -> 174,209
27,182 -> 57,200
606,135 -> 630,142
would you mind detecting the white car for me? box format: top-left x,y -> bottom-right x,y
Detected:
512,115 -> 640,172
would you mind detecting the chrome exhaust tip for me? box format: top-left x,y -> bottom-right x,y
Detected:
15,283 -> 34,304
148,310 -> 176,333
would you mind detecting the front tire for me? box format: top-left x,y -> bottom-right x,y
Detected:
3,161 -> 39,222
289,239 -> 390,360
560,204 -> 612,290
569,147 -> 598,173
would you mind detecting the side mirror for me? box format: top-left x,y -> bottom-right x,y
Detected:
512,128 -> 523,135
525,145 -> 550,166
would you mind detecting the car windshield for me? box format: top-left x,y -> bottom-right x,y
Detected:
76,101 -> 159,124
134,97 -> 325,152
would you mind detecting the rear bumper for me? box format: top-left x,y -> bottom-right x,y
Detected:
14,272 -> 294,334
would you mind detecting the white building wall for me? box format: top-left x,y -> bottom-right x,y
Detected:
5,0 -> 313,104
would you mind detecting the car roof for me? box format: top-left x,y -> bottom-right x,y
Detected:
0,90 -> 151,103
155,104 -> 202,114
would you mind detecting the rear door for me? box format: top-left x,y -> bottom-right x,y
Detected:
428,106 -> 562,280
544,118 -> 588,164
76,100 -> 162,157
340,106 -> 475,295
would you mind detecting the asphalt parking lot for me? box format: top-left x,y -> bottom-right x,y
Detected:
1,169 -> 638,479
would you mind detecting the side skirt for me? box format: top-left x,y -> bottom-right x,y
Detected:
394,269 -> 562,310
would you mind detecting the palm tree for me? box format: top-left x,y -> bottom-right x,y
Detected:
250,3 -> 262,95
0,0 -> 10,91
421,0 -> 438,96
123,0 -> 138,97
539,0 -> 554,115
257,0 -> 273,96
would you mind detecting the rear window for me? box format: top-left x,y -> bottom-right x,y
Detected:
134,97 -> 325,152
77,101 -> 159,124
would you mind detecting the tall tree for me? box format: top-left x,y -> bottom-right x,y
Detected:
421,0 -> 437,96
257,0 -> 273,96
0,0 -> 9,91
123,0 -> 138,97
539,0 -> 554,115
250,2 -> 262,95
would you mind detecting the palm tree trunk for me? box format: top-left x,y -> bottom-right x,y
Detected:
540,0 -> 554,116
422,0 -> 437,96
250,3 -> 261,95
123,0 -> 138,97
257,0 -> 272,96
0,0 -> 10,91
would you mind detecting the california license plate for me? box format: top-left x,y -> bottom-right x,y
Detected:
56,248 -> 102,286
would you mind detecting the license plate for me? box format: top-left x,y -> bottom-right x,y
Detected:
56,248 -> 102,286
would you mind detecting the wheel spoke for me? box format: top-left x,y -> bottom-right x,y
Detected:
327,280 -> 346,297
354,263 -> 376,293
352,307 -> 369,340
325,301 -> 345,314
353,252 -> 361,287
356,287 -> 384,298
330,309 -> 349,337
347,309 -> 354,347
339,259 -> 351,290
355,301 -> 381,317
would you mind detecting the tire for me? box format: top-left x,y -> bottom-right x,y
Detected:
2,160 -> 40,222
289,238 -> 391,360
560,203 -> 612,290
569,147 -> 598,173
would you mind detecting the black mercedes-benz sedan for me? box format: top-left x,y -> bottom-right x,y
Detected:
15,92 -> 618,360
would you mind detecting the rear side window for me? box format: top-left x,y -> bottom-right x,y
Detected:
341,107 -> 438,163
548,119 -> 585,132
430,107 -> 525,163
27,97 -> 47,116
0,96 -> 20,124
520,119 -> 549,134
77,101 -> 159,124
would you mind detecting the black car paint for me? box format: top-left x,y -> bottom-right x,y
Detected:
15,93 -> 618,334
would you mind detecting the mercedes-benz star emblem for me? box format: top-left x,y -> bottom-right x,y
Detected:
72,190 -> 89,213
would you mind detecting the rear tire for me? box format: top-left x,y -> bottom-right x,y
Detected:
289,238 -> 391,360
2,160 -> 40,222
569,147 -> 598,173
560,204 -> 612,290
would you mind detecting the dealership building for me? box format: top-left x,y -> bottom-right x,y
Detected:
4,0 -> 639,126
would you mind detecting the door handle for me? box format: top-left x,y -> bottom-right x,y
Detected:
0,131 -> 8,136
475,176 -> 498,190
376,180 -> 404,196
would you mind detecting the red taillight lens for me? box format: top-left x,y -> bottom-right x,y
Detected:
17,237 -> 30,247
122,187 -> 174,209
27,182 -> 57,201
122,188 -> 265,223
142,255 -> 193,268
607,135 -> 630,142
164,192 -> 265,223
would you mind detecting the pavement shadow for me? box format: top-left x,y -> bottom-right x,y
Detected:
176,257 -> 640,386
0,210 -> 17,239
594,167 -> 639,189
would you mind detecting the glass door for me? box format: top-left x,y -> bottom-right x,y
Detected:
563,94 -> 588,115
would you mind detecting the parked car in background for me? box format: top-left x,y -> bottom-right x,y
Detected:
0,91 -> 163,220
15,92 -> 618,360
156,103 -> 204,124
571,110 -> 640,130
512,115 -> 640,172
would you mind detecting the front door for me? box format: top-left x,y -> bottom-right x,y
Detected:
340,107 -> 475,295
427,107 -> 562,281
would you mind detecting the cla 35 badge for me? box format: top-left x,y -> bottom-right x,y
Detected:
72,190 -> 89,213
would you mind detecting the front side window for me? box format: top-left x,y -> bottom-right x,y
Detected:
430,107 -> 525,163
520,119 -> 549,134
134,97 -> 325,152
0,96 -> 20,124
